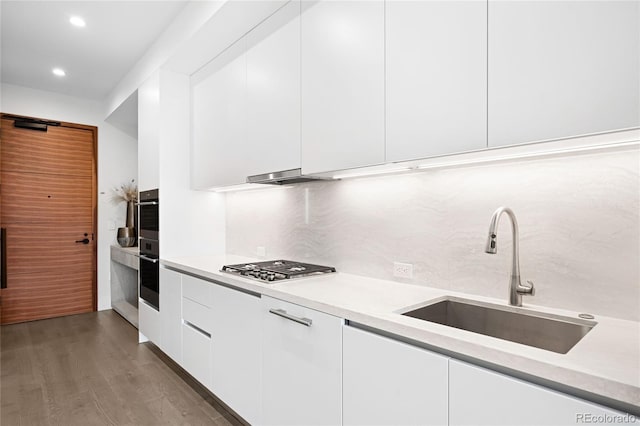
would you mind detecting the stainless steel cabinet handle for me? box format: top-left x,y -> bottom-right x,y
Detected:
183,320 -> 212,338
269,308 -> 313,327
136,201 -> 158,206
139,254 -> 159,263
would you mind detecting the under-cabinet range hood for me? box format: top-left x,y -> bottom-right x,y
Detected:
246,168 -> 330,185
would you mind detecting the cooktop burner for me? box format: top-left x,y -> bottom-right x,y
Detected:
221,260 -> 336,282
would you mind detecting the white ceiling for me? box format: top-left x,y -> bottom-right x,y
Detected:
1,1 -> 189,101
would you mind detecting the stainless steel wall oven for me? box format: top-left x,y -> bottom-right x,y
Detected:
138,189 -> 159,310
138,189 -> 159,240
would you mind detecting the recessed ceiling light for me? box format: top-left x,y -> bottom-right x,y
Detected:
52,68 -> 66,77
69,16 -> 86,27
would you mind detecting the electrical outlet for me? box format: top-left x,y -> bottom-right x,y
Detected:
257,246 -> 266,258
393,262 -> 413,279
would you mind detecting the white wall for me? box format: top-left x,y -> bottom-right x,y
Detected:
1,82 -> 138,311
226,141 -> 640,322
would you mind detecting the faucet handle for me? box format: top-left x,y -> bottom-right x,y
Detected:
527,280 -> 535,296
518,280 -> 535,296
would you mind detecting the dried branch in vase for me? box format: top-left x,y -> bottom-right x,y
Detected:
112,179 -> 138,203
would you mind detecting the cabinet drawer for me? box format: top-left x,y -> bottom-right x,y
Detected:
182,297 -> 212,333
182,321 -> 212,390
182,275 -> 212,307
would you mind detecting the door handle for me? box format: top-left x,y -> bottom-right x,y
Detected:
1,228 -> 6,289
75,238 -> 90,244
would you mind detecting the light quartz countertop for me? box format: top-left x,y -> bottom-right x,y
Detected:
162,254 -> 640,414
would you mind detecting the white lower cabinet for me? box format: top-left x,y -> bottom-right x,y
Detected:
138,298 -> 160,345
182,297 -> 213,390
159,268 -> 182,363
210,284 -> 261,425
343,325 -> 448,426
145,269 -> 629,426
261,296 -> 343,426
449,360 -> 625,426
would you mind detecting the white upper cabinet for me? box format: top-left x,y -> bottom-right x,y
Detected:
138,73 -> 160,192
246,0 -> 301,177
386,0 -> 487,162
488,0 -> 640,147
191,2 -> 302,189
301,0 -> 385,174
191,39 -> 247,189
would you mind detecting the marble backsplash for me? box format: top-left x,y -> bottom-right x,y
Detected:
225,146 -> 640,321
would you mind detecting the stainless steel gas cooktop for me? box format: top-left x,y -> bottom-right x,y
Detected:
221,260 -> 336,283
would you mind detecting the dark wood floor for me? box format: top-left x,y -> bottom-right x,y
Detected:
0,310 -> 242,425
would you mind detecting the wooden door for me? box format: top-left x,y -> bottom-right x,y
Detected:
0,114 -> 97,324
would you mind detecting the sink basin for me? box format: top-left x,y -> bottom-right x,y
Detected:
400,297 -> 596,354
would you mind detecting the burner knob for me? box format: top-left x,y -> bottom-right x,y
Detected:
267,273 -> 276,281
260,272 -> 269,280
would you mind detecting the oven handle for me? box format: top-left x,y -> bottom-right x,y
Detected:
136,201 -> 158,206
269,308 -> 313,327
138,254 -> 159,264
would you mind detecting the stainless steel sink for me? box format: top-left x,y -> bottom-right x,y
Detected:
400,297 -> 596,354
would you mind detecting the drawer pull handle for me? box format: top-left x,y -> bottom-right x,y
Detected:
183,320 -> 211,338
269,308 -> 313,327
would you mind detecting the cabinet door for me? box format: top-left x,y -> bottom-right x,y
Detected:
343,326 -> 448,426
138,72 -> 160,191
488,0 -> 640,147
261,296 -> 342,426
449,360 -> 626,426
191,39 -> 247,189
159,268 -> 182,363
386,0 -> 487,162
246,0 -> 301,177
301,0 -> 385,174
210,285 -> 261,425
138,298 -> 160,345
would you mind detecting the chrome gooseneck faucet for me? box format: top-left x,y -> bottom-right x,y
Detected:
485,207 -> 534,307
